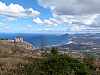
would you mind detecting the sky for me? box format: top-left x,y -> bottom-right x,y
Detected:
0,0 -> 100,34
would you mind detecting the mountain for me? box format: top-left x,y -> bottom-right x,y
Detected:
71,33 -> 100,45
55,33 -> 100,55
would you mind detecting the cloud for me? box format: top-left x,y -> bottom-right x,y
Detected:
0,1 -> 40,18
37,0 -> 100,33
38,0 -> 100,15
33,14 -> 100,32
33,17 -> 43,24
33,17 -> 58,26
33,14 -> 98,26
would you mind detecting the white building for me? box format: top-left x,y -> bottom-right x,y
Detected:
15,37 -> 23,43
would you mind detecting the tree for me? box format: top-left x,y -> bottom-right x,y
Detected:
50,47 -> 58,55
24,49 -> 92,75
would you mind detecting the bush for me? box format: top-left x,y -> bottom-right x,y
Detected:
24,49 -> 92,75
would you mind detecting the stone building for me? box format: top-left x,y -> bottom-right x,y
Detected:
23,41 -> 33,49
7,36 -> 33,49
15,37 -> 23,43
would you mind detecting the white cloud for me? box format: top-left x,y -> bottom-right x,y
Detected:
33,17 -> 43,24
38,0 -> 100,15
6,17 -> 16,21
71,25 -> 80,32
33,14 -> 98,26
43,19 -> 54,25
0,1 -> 40,18
8,3 -> 25,14
37,0 -> 100,33
33,17 -> 58,26
28,8 -> 40,17
33,14 -> 100,32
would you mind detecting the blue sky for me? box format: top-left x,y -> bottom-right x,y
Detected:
0,0 -> 100,34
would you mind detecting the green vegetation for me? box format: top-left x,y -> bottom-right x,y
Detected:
0,45 -> 98,75
23,48 -> 92,75
0,38 -> 8,40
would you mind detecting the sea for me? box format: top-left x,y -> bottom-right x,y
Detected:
0,33 -> 69,48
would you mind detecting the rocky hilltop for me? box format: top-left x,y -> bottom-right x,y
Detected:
0,39 -> 41,75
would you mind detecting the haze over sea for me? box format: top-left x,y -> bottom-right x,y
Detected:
0,33 -> 69,48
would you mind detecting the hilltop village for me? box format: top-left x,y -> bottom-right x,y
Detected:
3,37 -> 33,49
0,36 -> 42,59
